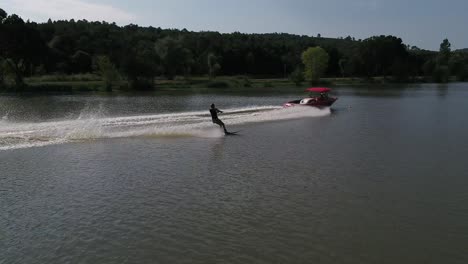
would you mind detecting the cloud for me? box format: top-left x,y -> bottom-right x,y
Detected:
7,0 -> 135,24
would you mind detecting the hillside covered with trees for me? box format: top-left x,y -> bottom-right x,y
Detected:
1,8 -> 468,91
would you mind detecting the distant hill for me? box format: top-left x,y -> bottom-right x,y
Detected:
456,48 -> 468,53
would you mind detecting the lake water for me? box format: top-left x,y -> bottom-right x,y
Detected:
1,84 -> 468,263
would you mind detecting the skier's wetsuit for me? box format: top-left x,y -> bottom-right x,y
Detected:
209,105 -> 227,133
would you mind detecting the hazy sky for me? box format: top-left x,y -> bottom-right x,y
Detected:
3,0 -> 467,50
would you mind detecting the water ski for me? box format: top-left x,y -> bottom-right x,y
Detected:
225,130 -> 240,136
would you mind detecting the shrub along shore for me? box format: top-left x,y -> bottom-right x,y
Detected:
0,74 -> 446,94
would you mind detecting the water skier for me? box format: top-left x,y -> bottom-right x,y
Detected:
209,104 -> 228,134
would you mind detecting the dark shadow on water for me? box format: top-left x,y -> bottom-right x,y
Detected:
336,84 -> 416,98
436,83 -> 449,98
329,107 -> 348,115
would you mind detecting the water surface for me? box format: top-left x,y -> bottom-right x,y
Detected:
1,84 -> 468,263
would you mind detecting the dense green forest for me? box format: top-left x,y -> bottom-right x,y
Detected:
1,8 -> 468,91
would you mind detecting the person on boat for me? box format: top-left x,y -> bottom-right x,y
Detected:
319,92 -> 326,101
210,104 -> 228,134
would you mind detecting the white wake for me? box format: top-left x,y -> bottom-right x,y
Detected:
0,106 -> 330,150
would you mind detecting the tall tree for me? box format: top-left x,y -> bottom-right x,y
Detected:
358,35 -> 408,78
155,36 -> 191,80
338,58 -> 347,77
0,14 -> 47,87
449,52 -> 468,81
122,39 -> 159,90
207,53 -> 221,79
0,8 -> 7,21
96,56 -> 120,91
432,39 -> 452,83
438,38 -> 451,66
289,67 -> 304,86
71,50 -> 92,73
301,47 -> 329,83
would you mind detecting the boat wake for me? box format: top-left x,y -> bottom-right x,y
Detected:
0,106 -> 330,150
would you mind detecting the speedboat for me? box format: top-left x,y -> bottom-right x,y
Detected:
283,87 -> 337,108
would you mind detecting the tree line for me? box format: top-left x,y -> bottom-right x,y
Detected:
1,8 -> 468,90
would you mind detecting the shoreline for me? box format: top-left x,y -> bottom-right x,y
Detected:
0,75 -> 464,94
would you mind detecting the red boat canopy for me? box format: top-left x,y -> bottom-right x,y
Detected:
306,87 -> 331,93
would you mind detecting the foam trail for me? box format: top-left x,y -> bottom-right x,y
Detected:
0,105 -> 330,150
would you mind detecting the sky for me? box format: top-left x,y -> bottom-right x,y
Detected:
2,0 -> 467,50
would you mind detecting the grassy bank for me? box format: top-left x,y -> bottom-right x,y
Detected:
0,74 -> 451,94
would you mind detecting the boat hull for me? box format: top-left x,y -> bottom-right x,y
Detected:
283,97 -> 337,108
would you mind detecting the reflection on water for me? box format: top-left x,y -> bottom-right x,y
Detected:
436,83 -> 449,98
1,83 -> 468,263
